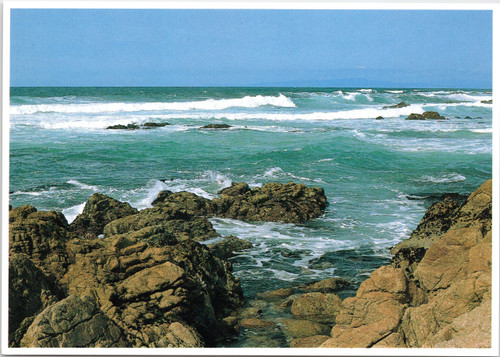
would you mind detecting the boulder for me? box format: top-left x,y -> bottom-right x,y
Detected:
207,236 -> 253,260
151,190 -> 212,216
211,182 -> 328,223
70,193 -> 138,238
375,116 -> 384,120
406,111 -> 445,120
279,318 -> 330,339
240,318 -> 276,329
290,292 -> 342,324
20,295 -> 128,347
142,122 -> 170,128
300,278 -> 350,293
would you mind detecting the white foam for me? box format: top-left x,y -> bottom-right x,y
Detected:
62,202 -> 86,224
470,128 -> 492,133
66,179 -> 99,191
386,90 -> 404,94
417,173 -> 467,183
10,94 -> 296,115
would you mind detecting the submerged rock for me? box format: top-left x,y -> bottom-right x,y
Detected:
142,122 -> 170,128
406,111 -> 445,120
106,122 -> 169,130
481,99 -> 492,104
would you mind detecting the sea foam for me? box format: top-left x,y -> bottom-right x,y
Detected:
10,94 -> 296,115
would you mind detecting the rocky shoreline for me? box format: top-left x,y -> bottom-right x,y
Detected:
8,180 -> 492,348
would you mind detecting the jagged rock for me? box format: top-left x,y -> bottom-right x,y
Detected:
103,205 -> 218,243
382,102 -> 409,109
20,295 -> 128,347
201,123 -> 232,129
291,335 -> 329,347
406,111 -> 445,120
290,292 -> 342,324
321,180 -> 492,348
70,193 -> 138,238
279,318 -> 330,339
207,236 -> 252,260
61,237 -> 244,347
8,254 -> 64,346
211,182 -> 328,223
9,206 -> 71,280
152,190 -> 212,216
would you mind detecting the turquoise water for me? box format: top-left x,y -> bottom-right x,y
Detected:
9,87 -> 492,298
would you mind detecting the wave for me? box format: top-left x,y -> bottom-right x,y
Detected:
417,173 -> 467,183
10,94 -> 296,115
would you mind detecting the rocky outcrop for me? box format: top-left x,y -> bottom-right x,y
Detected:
9,206 -> 71,281
70,193 -> 138,238
201,123 -> 232,129
321,179 -> 492,348
106,122 -> 169,130
212,182 -> 327,223
152,182 -> 328,224
406,111 -> 445,120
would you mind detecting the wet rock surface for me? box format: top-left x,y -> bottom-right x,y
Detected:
406,111 -> 445,120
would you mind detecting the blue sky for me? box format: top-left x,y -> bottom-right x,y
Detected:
10,9 -> 492,88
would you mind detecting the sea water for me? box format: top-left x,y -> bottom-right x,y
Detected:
9,87 -> 492,300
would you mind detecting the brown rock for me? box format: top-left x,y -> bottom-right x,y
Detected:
406,111 -> 445,120
291,293 -> 342,324
70,193 -> 138,238
20,295 -> 127,347
207,235 -> 252,260
301,278 -> 350,293
279,318 -> 330,339
257,287 -> 295,301
291,335 -> 330,347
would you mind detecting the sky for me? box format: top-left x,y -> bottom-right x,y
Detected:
10,8 -> 492,88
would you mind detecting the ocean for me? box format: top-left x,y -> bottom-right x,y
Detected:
9,87 -> 492,299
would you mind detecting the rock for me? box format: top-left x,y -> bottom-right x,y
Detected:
291,335 -> 330,347
321,180 -> 492,348
481,99 -> 492,104
382,102 -> 409,109
142,122 -> 170,128
257,288 -> 295,301
103,205 -> 218,243
279,318 -> 330,339
151,190 -> 212,216
9,207 -> 71,280
464,116 -> 472,119
70,193 -> 138,238
211,182 -> 328,223
300,278 -> 350,293
20,295 -> 128,347
106,123 -> 140,130
240,318 -> 276,329
201,123 -> 232,129
375,116 -> 384,120
406,111 -> 445,120
290,293 -> 342,324
207,236 -> 252,260
8,254 -> 63,346
61,238 -> 244,347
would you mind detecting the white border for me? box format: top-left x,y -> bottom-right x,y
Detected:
2,1 -> 499,356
